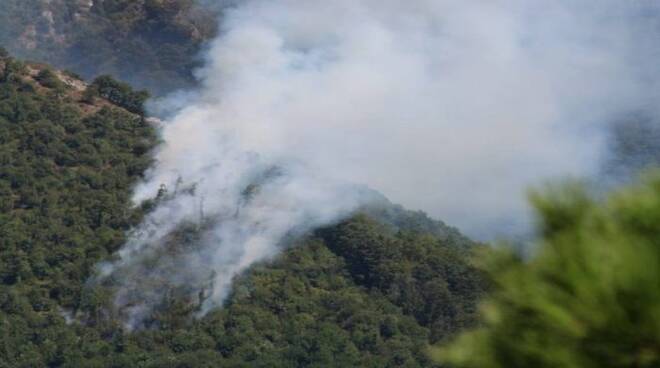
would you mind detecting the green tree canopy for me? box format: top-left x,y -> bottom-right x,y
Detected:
91,75 -> 150,115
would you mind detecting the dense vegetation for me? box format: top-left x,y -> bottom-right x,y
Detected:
438,176 -> 660,367
0,0 -> 219,95
89,75 -> 151,115
2,3 -> 659,367
0,52 -> 486,367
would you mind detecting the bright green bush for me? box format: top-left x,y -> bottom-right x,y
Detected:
439,175 -> 660,368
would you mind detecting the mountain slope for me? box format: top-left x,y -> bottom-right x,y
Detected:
0,0 -> 219,95
0,53 -> 486,367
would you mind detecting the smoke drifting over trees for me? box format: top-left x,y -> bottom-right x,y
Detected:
2,1 -> 660,365
95,0 -> 660,326
0,49 -> 483,365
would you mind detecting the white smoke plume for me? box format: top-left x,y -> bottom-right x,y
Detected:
97,0 -> 660,327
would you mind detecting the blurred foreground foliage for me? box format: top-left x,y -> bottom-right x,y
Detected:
438,175 -> 660,368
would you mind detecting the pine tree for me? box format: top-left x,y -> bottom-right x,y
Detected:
438,174 -> 660,368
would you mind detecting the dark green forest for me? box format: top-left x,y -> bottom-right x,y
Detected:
0,51 -> 486,367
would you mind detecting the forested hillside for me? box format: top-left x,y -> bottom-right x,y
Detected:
3,1 -> 659,367
0,0 -> 219,95
0,51 -> 486,367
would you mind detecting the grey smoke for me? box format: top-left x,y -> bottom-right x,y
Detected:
601,112 -> 660,188
98,0 -> 660,327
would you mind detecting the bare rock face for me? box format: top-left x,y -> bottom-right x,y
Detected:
0,0 -> 220,95
12,0 -> 73,51
12,0 -> 218,53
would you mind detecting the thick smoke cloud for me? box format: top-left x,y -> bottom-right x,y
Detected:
98,0 -> 660,327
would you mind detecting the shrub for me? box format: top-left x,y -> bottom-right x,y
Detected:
35,69 -> 65,90
91,75 -> 150,115
438,174 -> 660,368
